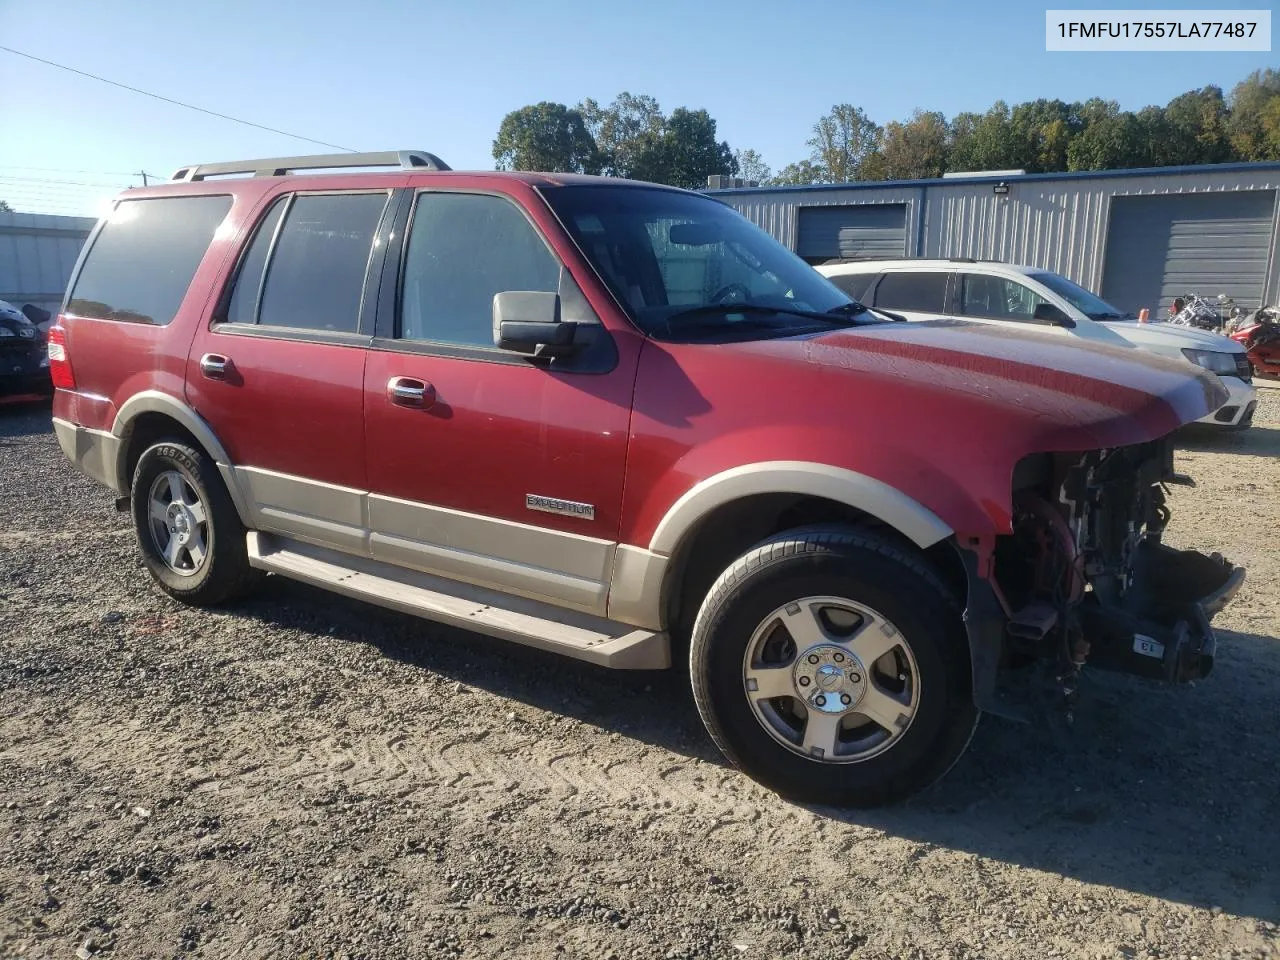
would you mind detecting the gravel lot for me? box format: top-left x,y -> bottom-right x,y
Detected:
2,388 -> 1278,960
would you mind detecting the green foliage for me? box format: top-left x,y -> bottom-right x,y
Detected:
492,102 -> 601,174
770,160 -> 828,185
733,148 -> 772,184
805,104 -> 882,183
0,200 -> 11,213
495,76 -> 1280,190
879,110 -> 948,180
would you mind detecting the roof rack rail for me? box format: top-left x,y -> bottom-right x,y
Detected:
170,150 -> 451,182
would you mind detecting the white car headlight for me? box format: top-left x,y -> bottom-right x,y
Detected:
1181,348 -> 1237,375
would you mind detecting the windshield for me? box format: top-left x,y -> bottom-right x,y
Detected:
540,185 -> 858,339
1029,271 -> 1132,320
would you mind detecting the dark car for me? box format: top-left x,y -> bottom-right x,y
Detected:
0,299 -> 51,398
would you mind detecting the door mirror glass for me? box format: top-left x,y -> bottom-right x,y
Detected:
492,291 -> 580,356
1033,301 -> 1075,328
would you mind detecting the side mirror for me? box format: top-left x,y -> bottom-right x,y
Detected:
1033,301 -> 1075,329
493,291 -> 580,357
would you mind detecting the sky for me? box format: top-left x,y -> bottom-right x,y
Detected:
0,0 -> 1275,217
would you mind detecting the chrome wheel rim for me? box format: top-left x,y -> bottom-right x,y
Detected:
742,596 -> 920,764
146,470 -> 208,577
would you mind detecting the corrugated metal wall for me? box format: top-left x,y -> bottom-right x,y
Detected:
0,212 -> 96,315
715,164 -> 1280,307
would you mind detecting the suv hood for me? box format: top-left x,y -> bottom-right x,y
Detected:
1098,318 -> 1247,356
738,318 -> 1225,449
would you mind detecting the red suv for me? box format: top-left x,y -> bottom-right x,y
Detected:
51,151 -> 1243,806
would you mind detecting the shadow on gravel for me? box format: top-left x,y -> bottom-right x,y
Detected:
242,578 -> 1280,923
0,399 -> 54,440
1176,422 -> 1280,459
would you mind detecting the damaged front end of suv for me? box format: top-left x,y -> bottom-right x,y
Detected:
963,437 -> 1244,722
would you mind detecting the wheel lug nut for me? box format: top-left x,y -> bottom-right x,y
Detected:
815,695 -> 826,707
798,676 -> 810,687
840,694 -> 852,705
850,673 -> 861,683
833,652 -> 844,662
807,654 -> 820,664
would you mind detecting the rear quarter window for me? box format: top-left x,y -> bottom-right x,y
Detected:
872,271 -> 948,313
825,271 -> 878,302
67,195 -> 233,326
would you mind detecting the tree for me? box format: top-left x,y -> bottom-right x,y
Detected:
1009,99 -> 1077,172
770,160 -> 827,185
1228,69 -> 1280,161
628,107 -> 737,189
1066,111 -> 1146,170
806,104 -> 882,182
733,148 -> 772,184
1163,86 -> 1230,165
0,200 -> 11,213
492,102 -> 601,174
879,110 -> 949,179
947,102 -> 1017,172
577,92 -> 664,177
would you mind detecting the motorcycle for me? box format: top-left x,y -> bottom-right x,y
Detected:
1229,306 -> 1280,378
1169,293 -> 1236,332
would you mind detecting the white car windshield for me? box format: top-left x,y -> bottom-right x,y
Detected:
1030,271 -> 1133,321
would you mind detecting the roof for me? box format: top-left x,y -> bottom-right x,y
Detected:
706,159 -> 1280,196
817,258 -> 1043,276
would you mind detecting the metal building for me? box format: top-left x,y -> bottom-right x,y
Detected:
709,161 -> 1280,315
0,212 -> 96,316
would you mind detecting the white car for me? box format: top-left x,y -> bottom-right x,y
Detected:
816,259 -> 1257,428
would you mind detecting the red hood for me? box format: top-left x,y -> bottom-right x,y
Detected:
796,319 -> 1226,447
623,320 -> 1227,544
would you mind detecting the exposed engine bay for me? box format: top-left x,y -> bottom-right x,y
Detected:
979,438 -> 1245,717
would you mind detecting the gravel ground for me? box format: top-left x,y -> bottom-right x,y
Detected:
1,389 -> 1278,960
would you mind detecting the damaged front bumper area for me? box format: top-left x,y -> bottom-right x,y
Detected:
1079,541 -> 1243,683
958,438 -> 1246,720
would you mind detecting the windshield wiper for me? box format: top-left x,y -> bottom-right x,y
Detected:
665,302 -> 863,332
1090,311 -> 1133,320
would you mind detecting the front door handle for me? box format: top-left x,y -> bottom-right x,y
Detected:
200,353 -> 230,380
387,376 -> 436,409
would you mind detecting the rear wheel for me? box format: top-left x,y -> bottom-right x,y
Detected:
689,526 -> 978,807
130,441 -> 261,605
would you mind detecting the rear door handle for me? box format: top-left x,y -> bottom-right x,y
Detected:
387,376 -> 436,409
200,353 -> 230,380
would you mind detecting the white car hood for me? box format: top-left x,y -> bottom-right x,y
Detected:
1099,319 -> 1245,356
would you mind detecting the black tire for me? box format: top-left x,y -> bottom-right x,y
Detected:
130,441 -> 261,606
689,526 -> 978,807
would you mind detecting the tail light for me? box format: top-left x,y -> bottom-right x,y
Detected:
47,322 -> 76,390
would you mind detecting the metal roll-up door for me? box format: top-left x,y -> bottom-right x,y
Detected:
796,204 -> 907,263
1100,190 -> 1277,315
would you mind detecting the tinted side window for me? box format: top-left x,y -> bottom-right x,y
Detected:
68,195 -> 232,326
872,271 -> 948,313
401,193 -> 561,346
225,198 -> 287,325
257,193 -> 388,333
959,273 -> 1049,322
826,271 -> 878,302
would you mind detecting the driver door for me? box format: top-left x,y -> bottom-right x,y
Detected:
361,188 -> 639,616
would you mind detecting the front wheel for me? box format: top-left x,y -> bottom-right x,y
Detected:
689,527 -> 978,807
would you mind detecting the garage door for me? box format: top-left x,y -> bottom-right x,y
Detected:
796,204 -> 907,263
1100,190 -> 1277,315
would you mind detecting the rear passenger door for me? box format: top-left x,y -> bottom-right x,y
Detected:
867,270 -> 951,321
186,189 -> 392,555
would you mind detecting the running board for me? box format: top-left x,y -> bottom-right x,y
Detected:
246,533 -> 670,669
